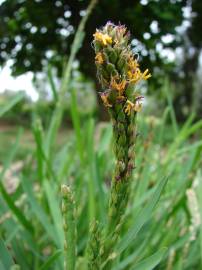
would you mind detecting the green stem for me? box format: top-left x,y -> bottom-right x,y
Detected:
102,105 -> 137,268
108,107 -> 137,229
86,220 -> 101,270
61,185 -> 76,270
45,0 -> 98,158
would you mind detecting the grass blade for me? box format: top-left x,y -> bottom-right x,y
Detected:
0,182 -> 33,233
43,180 -> 63,247
131,248 -> 167,270
0,92 -> 24,117
117,177 -> 168,254
0,238 -> 14,269
21,175 -> 59,246
47,64 -> 58,102
162,79 -> 178,135
45,0 -> 98,157
39,250 -> 62,270
0,128 -> 22,179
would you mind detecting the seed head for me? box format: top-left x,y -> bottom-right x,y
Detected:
93,22 -> 151,114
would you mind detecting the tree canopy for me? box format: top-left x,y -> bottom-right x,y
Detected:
1,0 -> 202,119
0,0 -> 188,77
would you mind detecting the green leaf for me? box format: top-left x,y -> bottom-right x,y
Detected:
56,142 -> 73,182
43,180 -> 63,247
130,248 -> 167,270
69,88 -> 84,164
196,170 -> 202,269
0,92 -> 24,117
117,177 -> 168,254
0,129 -> 33,233
0,182 -> 33,233
32,118 -> 45,182
48,64 -> 58,102
0,128 -> 22,179
112,240 -> 147,270
45,0 -> 97,157
21,175 -> 59,246
86,118 -> 96,222
97,125 -> 112,157
39,250 -> 62,270
0,238 -> 14,269
163,78 -> 178,135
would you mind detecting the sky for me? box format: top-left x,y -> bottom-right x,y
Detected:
0,60 -> 39,101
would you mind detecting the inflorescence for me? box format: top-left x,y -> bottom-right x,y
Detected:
93,22 -> 151,113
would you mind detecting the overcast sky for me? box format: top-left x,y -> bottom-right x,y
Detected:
0,60 -> 39,101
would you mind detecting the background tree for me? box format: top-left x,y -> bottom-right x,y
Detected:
0,0 -> 186,74
0,0 -> 201,119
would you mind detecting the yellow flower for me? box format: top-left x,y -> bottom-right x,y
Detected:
125,99 -> 142,115
142,69 -> 151,80
127,68 -> 142,83
100,92 -> 112,107
93,31 -> 112,46
128,58 -> 139,70
110,77 -> 126,96
125,100 -> 134,115
95,52 -> 104,64
127,58 -> 142,83
127,58 -> 151,83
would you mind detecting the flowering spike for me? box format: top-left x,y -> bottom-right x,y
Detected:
99,92 -> 112,107
61,185 -> 76,270
142,69 -> 152,80
93,22 -> 151,109
93,31 -> 112,46
95,52 -> 104,64
92,23 -> 151,267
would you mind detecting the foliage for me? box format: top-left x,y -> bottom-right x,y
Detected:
0,74 -> 97,126
0,77 -> 202,269
0,0 -> 187,78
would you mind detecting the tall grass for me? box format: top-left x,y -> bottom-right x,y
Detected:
0,4 -> 202,270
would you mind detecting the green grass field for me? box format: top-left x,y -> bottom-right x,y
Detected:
1,91 -> 202,269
